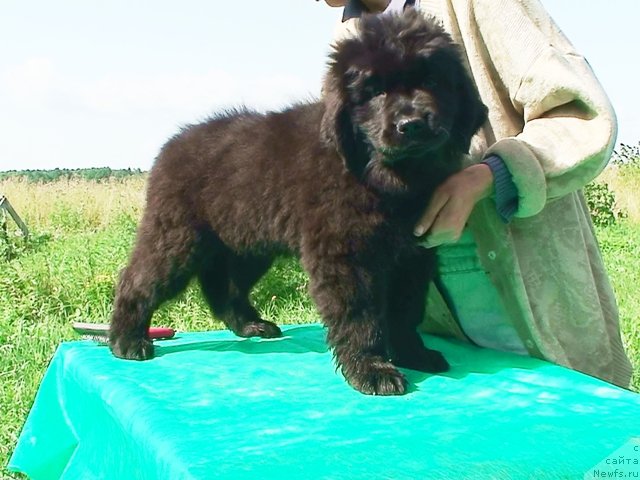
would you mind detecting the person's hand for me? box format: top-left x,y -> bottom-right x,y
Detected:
414,164 -> 494,247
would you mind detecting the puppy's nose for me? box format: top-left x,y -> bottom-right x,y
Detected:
396,118 -> 428,137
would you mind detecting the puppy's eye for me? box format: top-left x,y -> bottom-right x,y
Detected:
422,76 -> 438,89
362,81 -> 385,101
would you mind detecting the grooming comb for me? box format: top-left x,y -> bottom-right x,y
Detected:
72,322 -> 176,343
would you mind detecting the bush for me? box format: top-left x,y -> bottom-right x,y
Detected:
585,142 -> 639,226
584,181 -> 626,227
611,142 -> 640,166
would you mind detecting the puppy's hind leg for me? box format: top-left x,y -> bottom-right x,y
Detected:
197,249 -> 282,339
109,217 -> 200,360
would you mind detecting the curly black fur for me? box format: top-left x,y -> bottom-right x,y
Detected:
109,9 -> 487,395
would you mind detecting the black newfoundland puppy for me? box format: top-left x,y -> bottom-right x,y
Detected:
109,10 -> 487,395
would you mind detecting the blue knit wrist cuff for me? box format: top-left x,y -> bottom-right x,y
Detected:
481,155 -> 518,223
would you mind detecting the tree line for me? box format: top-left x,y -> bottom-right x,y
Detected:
0,167 -> 145,183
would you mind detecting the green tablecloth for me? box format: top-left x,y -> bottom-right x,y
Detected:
8,324 -> 640,479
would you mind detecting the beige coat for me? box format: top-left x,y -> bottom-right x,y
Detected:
336,0 -> 633,387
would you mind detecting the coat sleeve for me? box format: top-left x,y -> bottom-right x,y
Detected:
471,0 -> 617,218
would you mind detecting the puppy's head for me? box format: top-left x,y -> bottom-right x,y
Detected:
321,10 -> 487,194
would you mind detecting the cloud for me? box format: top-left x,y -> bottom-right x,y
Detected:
0,57 -> 322,170
0,57 -> 318,122
1,57 -> 57,108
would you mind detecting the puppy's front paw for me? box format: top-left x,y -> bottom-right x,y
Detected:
396,347 -> 449,373
343,355 -> 407,396
109,334 -> 154,360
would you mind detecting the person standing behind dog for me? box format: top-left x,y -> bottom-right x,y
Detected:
323,0 -> 633,388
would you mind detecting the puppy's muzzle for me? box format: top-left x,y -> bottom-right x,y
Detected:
396,117 -> 428,137
396,114 -> 449,146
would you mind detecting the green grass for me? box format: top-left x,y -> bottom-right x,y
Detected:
1,178 -> 640,478
596,222 -> 640,391
0,210 -> 320,477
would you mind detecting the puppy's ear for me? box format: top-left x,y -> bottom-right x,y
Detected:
452,69 -> 489,154
319,73 -> 344,150
320,72 -> 359,165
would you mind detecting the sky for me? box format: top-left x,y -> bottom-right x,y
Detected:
0,1 -> 638,172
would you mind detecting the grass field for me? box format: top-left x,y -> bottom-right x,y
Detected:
1,173 -> 639,477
